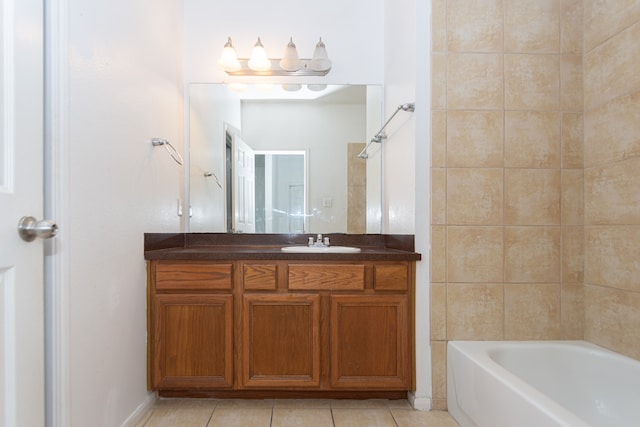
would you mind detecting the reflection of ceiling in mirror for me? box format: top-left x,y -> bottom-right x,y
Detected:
224,84 -> 366,103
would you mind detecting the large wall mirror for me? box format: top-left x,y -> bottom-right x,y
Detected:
188,83 -> 383,234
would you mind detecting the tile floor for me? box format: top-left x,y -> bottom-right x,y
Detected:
136,398 -> 461,427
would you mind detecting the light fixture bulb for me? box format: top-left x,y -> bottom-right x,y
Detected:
218,37 -> 241,72
279,37 -> 302,72
248,37 -> 271,72
310,37 -> 332,72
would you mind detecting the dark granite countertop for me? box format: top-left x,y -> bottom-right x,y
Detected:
144,233 -> 422,261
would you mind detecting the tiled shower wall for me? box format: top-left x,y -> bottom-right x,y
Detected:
583,3 -> 640,361
429,0 -> 584,410
430,0 -> 640,410
347,143 -> 367,233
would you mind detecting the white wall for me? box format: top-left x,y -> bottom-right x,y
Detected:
383,5 -> 416,234
384,0 -> 431,410
56,0 -> 184,425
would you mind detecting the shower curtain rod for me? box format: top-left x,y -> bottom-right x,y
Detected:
357,102 -> 415,159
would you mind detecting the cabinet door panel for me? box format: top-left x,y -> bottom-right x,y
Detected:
242,294 -> 320,388
330,295 -> 410,389
153,294 -> 233,389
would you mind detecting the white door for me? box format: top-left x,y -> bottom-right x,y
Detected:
0,0 -> 47,425
233,135 -> 255,233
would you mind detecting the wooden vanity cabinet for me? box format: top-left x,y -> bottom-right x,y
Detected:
148,259 -> 414,394
149,262 -> 234,390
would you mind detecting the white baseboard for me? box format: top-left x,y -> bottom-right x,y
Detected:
407,391 -> 432,411
121,393 -> 157,427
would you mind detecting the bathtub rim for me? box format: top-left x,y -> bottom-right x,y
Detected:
445,340 -> 630,427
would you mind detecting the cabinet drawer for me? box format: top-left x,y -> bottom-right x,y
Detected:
288,264 -> 364,290
155,262 -> 233,291
374,264 -> 409,291
243,264 -> 277,290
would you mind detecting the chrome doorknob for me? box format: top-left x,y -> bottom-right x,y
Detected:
18,216 -> 58,242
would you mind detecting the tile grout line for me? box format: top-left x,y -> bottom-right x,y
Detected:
269,405 -> 274,427
388,407 -> 400,427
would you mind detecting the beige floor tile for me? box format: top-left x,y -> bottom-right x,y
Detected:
273,399 -> 332,409
134,409 -> 154,427
332,408 -> 397,427
207,407 -> 273,427
214,399 -> 274,408
142,407 -> 214,427
391,409 -> 460,427
271,408 -> 334,427
329,399 -> 389,409
138,398 -> 460,427
386,399 -> 413,409
154,398 -> 218,409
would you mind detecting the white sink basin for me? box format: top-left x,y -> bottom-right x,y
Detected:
281,245 -> 361,253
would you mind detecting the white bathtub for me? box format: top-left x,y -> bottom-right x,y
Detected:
447,341 -> 640,427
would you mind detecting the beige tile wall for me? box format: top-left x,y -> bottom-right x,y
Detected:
430,0 -> 584,410
583,0 -> 640,361
347,143 -> 366,234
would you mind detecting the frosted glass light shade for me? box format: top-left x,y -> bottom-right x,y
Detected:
248,37 -> 271,71
218,37 -> 241,72
279,37 -> 302,71
310,37 -> 331,72
307,84 -> 327,92
282,83 -> 302,91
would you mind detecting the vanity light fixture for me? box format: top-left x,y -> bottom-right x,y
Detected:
219,36 -> 331,76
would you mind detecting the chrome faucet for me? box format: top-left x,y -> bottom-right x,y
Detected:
308,234 -> 330,247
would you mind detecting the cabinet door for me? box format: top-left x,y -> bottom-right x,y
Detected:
153,294 -> 233,389
330,295 -> 410,389
242,294 -> 321,388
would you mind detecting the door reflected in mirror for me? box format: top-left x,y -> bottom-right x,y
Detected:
189,83 -> 382,234
254,151 -> 306,233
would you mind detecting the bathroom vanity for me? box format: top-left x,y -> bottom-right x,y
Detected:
144,233 -> 420,398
